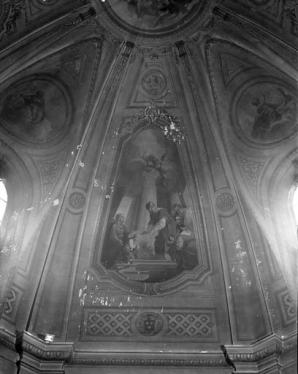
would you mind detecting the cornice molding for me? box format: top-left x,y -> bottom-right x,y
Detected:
15,331 -> 74,363
226,333 -> 297,362
0,327 -> 16,352
0,330 -> 296,369
70,354 -> 225,367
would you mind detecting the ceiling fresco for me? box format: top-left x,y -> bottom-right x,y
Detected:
96,0 -> 212,40
0,75 -> 72,144
233,78 -> 298,145
0,0 -> 297,373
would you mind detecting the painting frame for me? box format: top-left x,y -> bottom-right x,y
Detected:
91,117 -> 211,295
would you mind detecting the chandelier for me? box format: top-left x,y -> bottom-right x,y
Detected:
133,102 -> 186,143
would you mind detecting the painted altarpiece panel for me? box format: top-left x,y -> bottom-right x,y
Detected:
92,118 -> 210,295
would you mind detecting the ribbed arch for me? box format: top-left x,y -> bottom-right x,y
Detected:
0,179 -> 7,226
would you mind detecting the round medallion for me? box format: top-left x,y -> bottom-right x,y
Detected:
141,70 -> 166,96
69,192 -> 86,209
0,75 -> 73,145
232,78 -> 298,146
216,193 -> 234,212
95,0 -> 210,42
135,312 -> 163,336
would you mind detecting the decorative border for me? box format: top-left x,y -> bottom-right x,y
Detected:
230,76 -> 298,149
80,307 -> 218,342
90,119 -> 211,296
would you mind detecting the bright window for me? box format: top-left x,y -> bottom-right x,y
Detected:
292,187 -> 298,226
0,179 -> 7,225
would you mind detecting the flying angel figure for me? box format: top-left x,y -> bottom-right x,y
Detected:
142,153 -> 168,185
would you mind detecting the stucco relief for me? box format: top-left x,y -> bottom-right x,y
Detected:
233,79 -> 297,145
285,0 -> 298,36
141,69 -> 167,97
0,0 -> 23,39
0,75 -> 73,144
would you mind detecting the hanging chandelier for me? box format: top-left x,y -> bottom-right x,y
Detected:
133,102 -> 186,143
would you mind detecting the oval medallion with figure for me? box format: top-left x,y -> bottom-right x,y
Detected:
0,75 -> 73,144
233,79 -> 298,146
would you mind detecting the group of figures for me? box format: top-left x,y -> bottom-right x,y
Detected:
101,200 -> 198,277
122,0 -> 194,27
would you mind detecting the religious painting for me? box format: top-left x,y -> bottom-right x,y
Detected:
105,0 -> 205,31
0,75 -> 72,143
234,79 -> 297,144
99,127 -> 199,284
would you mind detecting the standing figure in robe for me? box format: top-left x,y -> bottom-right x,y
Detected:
145,201 -> 177,259
102,214 -> 129,268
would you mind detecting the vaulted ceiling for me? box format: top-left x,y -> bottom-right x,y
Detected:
0,1 -> 297,374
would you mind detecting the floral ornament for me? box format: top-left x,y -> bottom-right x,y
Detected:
133,102 -> 186,143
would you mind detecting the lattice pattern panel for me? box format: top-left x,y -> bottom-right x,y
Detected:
276,288 -> 296,327
166,313 -> 212,337
86,311 -> 133,336
3,289 -> 17,316
2,285 -> 22,323
82,308 -> 218,341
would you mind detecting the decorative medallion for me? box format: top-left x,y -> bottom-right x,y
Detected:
135,312 -> 163,336
0,75 -> 73,145
215,193 -> 234,212
232,78 -> 298,146
141,70 -> 166,96
69,192 -> 86,209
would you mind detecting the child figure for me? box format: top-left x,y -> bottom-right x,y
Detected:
124,234 -> 140,262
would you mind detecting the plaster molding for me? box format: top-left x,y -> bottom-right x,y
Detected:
1,330 -> 296,369
212,5 -> 298,75
0,327 -> 16,352
15,330 -> 73,363
70,355 -> 226,367
226,333 -> 297,363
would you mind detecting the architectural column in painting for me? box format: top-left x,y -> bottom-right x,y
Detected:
136,168 -> 160,232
